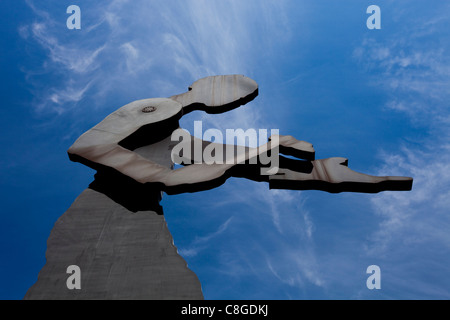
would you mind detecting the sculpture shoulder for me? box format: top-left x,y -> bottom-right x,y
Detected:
69,98 -> 183,152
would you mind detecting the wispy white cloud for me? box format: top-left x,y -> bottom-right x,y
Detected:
353,6 -> 450,253
178,217 -> 233,258
353,29 -> 450,127
42,80 -> 93,114
368,145 -> 450,253
352,2 -> 450,299
20,0 -> 292,137
30,22 -> 105,74
171,177 -> 324,295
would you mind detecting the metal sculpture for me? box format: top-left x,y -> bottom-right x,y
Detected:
25,75 -> 412,300
68,74 -> 413,196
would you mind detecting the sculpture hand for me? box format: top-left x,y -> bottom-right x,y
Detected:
268,156 -> 413,193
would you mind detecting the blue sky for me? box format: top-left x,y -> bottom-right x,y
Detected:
1,0 -> 449,300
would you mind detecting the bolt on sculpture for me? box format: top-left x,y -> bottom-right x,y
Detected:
25,75 -> 412,300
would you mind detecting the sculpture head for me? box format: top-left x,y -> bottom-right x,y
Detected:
171,74 -> 259,114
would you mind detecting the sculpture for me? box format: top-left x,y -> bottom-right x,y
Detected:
25,75 -> 412,300
68,74 -> 413,196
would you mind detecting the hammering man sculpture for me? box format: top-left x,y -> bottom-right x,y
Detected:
68,75 -> 412,194
26,75 -> 412,300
